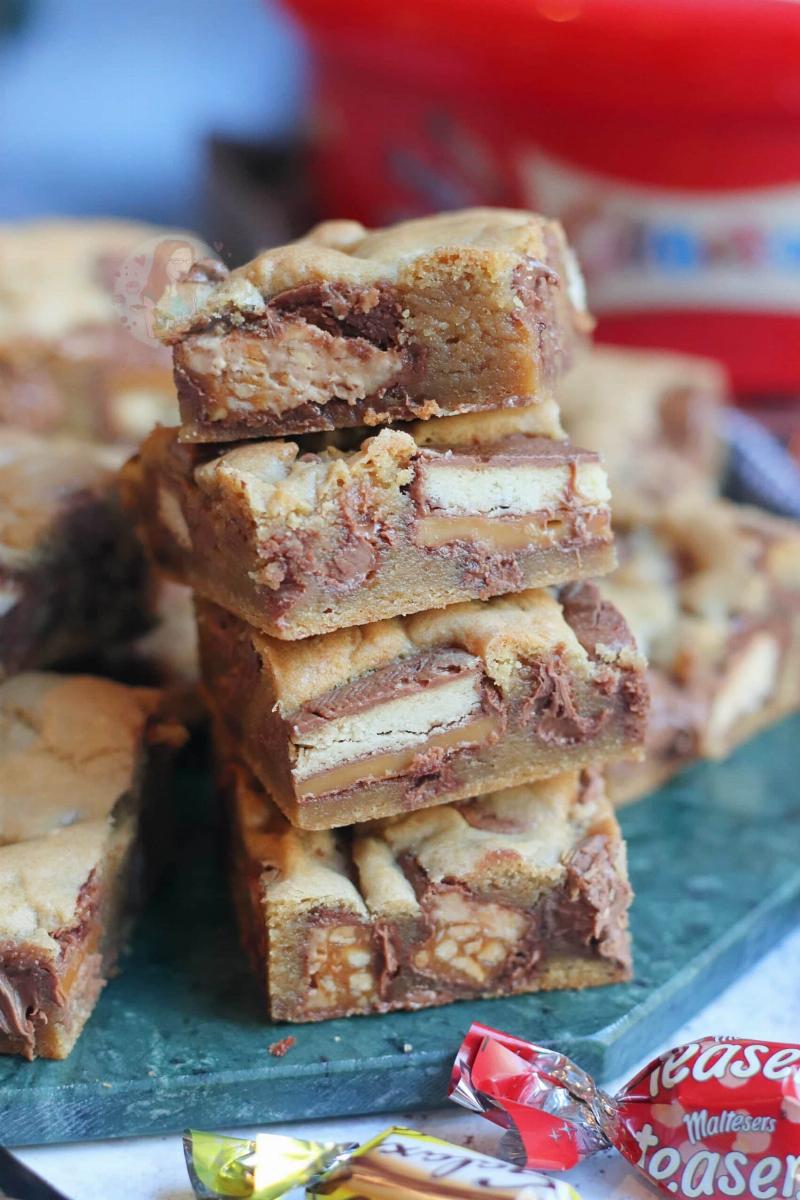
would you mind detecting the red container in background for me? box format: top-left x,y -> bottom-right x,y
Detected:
285,0 -> 800,399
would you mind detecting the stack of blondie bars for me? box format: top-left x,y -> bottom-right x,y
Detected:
126,209 -> 649,1021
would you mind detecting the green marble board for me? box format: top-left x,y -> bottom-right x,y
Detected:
2,716 -> 800,1147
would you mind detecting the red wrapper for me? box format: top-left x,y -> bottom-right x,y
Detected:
450,1023 -> 800,1199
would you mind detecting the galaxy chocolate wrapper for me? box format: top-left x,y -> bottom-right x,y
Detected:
450,1023 -> 800,1199
184,1125 -> 581,1199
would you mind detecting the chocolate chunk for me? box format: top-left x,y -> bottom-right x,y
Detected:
271,282 -> 403,350
293,649 -> 480,734
0,952 -> 62,1059
551,833 -> 632,965
522,648 -> 607,746
559,580 -> 637,656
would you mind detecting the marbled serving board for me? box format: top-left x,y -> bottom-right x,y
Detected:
2,716 -> 799,1146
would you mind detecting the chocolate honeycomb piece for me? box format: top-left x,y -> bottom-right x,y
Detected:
154,208 -> 591,442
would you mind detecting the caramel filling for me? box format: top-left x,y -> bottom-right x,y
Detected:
58,919 -> 102,1002
415,509 -> 611,550
296,714 -> 500,799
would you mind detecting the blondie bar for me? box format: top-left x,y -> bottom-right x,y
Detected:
559,346 -> 726,525
0,219 -> 200,445
154,208 -> 590,442
225,756 -> 632,1022
198,583 -> 648,829
602,500 -> 800,803
126,406 -> 615,639
0,429 -> 152,680
0,673 -> 185,1059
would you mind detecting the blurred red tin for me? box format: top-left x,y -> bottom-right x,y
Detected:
285,0 -> 800,396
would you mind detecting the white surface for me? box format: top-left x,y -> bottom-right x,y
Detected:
14,925 -> 800,1200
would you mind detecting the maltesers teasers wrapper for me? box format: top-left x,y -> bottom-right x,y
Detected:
450,1023 -> 800,1200
184,1125 -> 582,1200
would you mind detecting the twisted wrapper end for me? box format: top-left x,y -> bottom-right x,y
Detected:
449,1023 -> 620,1171
183,1129 -> 354,1199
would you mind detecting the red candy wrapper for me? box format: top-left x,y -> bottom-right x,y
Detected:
450,1023 -> 800,1199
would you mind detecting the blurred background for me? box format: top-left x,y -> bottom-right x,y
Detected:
2,0 -> 800,445
0,0 -> 304,226
2,0 -> 800,937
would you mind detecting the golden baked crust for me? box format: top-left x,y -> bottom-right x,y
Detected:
237,769 -> 615,911
255,589 -> 596,715
0,428 -> 121,560
156,209 -> 588,340
362,772 -> 619,901
0,218 -> 205,444
0,218 -> 197,344
603,499 -> 800,670
0,820 -> 112,948
0,673 -> 163,845
0,219 -> 157,343
0,428 -> 153,680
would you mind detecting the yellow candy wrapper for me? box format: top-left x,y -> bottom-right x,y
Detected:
183,1129 -> 351,1199
184,1126 -> 581,1200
